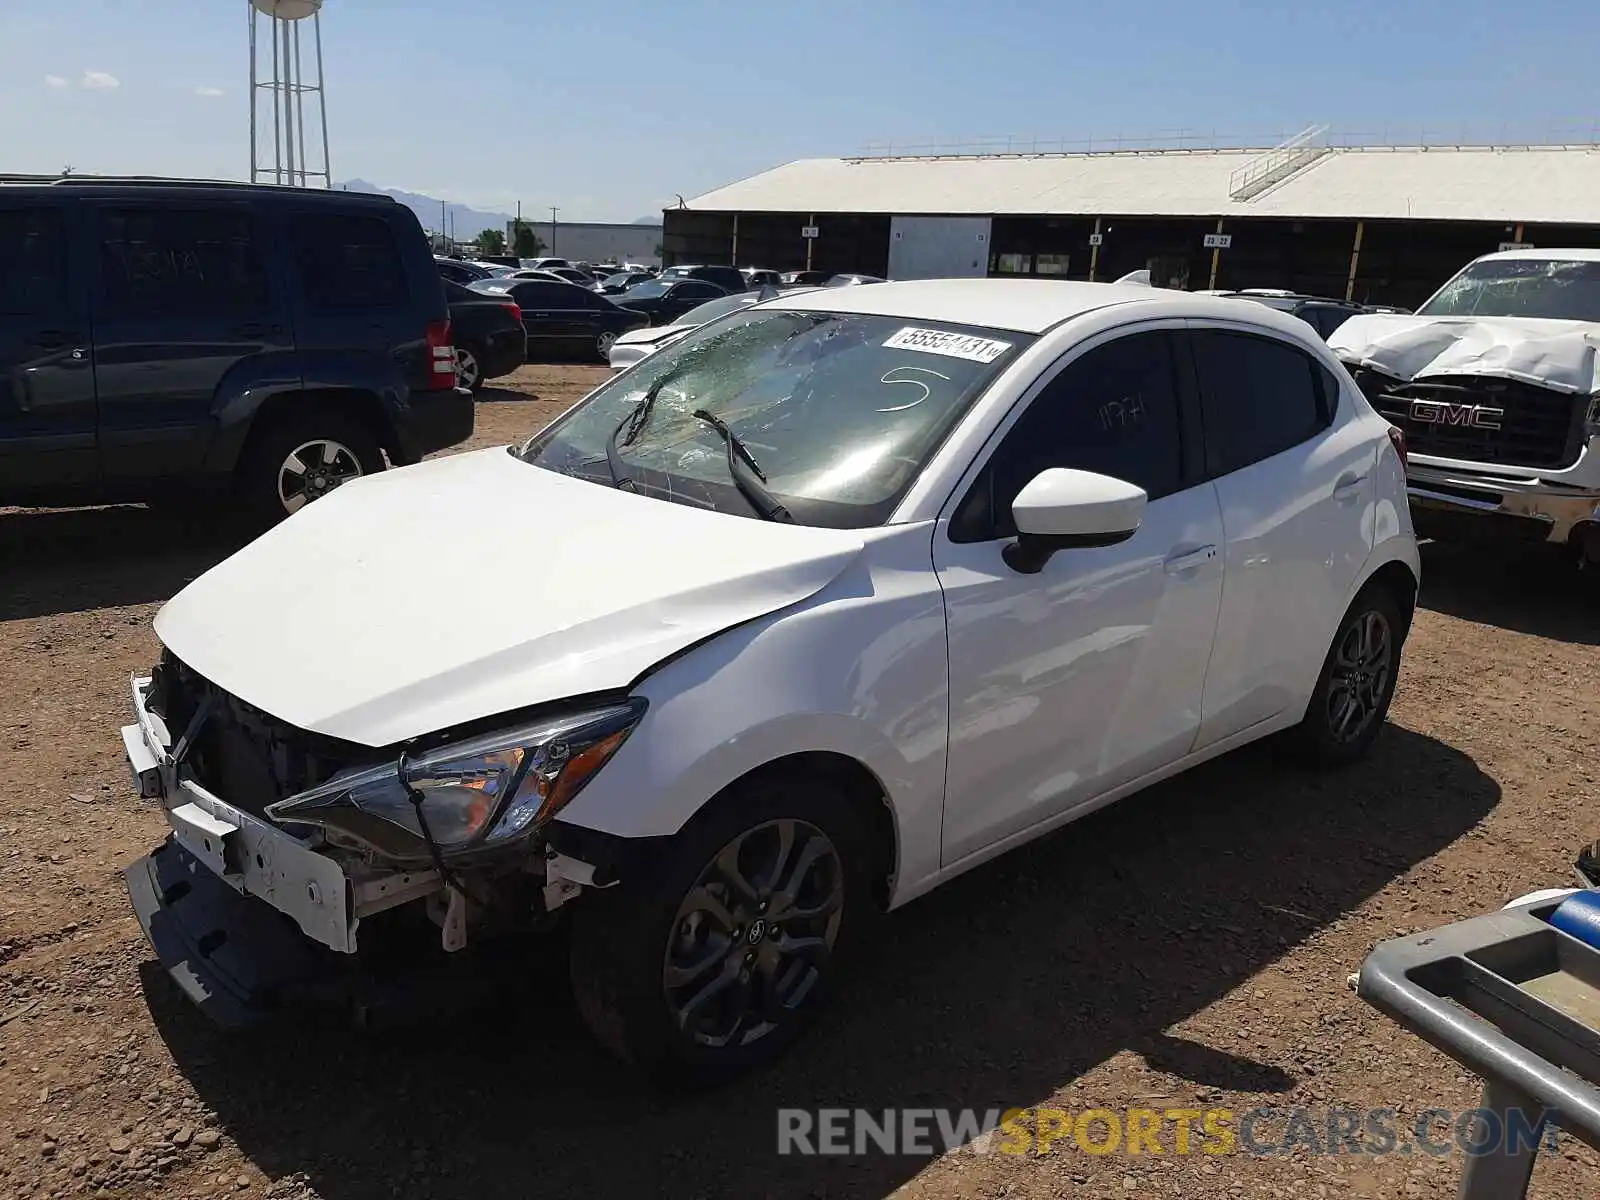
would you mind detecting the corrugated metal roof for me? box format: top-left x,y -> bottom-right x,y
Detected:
684,146 -> 1600,224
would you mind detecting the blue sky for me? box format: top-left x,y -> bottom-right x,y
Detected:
1,0 -> 1597,222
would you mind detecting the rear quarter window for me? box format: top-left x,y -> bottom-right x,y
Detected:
289,212 -> 410,309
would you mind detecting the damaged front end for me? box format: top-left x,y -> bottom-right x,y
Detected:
1332,312 -> 1600,554
122,654 -> 643,1024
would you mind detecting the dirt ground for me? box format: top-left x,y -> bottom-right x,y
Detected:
2,363 -> 1598,1200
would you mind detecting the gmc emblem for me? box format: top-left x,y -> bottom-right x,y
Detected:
1409,399 -> 1504,430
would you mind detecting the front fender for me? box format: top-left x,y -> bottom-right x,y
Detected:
554,524 -> 952,905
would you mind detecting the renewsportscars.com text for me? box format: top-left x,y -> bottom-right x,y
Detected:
777,1105 -> 1559,1158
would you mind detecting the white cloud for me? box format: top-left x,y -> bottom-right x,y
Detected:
81,71 -> 119,90
45,75 -> 67,89
194,86 -> 224,97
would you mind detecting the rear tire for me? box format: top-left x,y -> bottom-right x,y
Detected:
1293,583 -> 1405,767
237,411 -> 385,526
455,342 -> 486,390
569,773 -> 875,1084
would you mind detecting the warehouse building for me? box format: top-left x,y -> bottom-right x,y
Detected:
663,134 -> 1600,307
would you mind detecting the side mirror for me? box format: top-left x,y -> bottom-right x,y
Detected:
1003,468 -> 1147,575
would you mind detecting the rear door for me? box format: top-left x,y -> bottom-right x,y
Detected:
1185,325 -> 1376,749
89,198 -> 290,482
0,195 -> 97,493
509,281 -> 583,357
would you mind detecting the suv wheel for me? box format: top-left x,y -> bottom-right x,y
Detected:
569,773 -> 874,1082
1295,583 -> 1404,766
455,343 -> 485,390
239,412 -> 384,523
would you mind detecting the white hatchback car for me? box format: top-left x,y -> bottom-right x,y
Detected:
122,279 -> 1418,1078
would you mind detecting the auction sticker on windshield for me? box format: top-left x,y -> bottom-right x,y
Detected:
882,327 -> 1013,363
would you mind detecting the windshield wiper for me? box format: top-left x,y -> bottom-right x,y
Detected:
690,409 -> 793,523
605,371 -> 678,490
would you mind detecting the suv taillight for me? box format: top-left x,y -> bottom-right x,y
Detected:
1386,422 -> 1407,468
426,319 -> 455,389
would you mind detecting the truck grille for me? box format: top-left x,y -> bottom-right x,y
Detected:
1354,370 -> 1588,470
148,653 -> 356,821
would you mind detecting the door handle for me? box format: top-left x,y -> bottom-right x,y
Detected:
34,329 -> 79,350
1163,544 -> 1218,575
1333,470 -> 1369,501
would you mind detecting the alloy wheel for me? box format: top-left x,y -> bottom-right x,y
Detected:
597,330 -> 618,356
455,346 -> 481,388
277,439 -> 364,514
1326,608 -> 1393,743
662,818 -> 844,1049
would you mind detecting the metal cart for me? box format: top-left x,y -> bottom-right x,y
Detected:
1358,893 -> 1600,1198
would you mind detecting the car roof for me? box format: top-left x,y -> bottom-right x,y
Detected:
1473,246 -> 1600,264
0,178 -> 399,206
762,277 -> 1333,336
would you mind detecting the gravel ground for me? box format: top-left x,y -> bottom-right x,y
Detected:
1,363 -> 1597,1199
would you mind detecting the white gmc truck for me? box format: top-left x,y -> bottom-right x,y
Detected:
1329,248 -> 1600,565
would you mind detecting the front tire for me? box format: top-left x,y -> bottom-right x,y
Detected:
1294,584 -> 1405,766
595,330 -> 618,362
569,773 -> 874,1083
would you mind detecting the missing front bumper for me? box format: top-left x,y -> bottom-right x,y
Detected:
124,838 -> 347,1027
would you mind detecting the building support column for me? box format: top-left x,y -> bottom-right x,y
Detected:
1514,222 -> 1525,242
730,213 -> 739,267
1207,217 -> 1225,290
1088,216 -> 1102,282
805,213 -> 815,271
1345,220 -> 1365,302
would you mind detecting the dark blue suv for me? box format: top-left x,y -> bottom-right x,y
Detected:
0,179 -> 474,522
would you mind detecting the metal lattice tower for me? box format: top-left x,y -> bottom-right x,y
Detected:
249,0 -> 331,187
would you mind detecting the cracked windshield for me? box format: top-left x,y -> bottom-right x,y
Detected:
521,309 -> 1028,525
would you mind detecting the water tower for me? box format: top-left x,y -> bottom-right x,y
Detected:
248,0 -> 331,187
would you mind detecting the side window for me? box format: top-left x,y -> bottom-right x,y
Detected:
0,206 -> 67,315
99,206 -> 268,315
682,282 -> 721,299
289,213 -> 408,309
952,331 -> 1185,542
513,282 -> 567,307
1190,329 -> 1329,476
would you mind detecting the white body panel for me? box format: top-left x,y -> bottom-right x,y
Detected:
146,280 -> 1421,912
154,447 -> 864,746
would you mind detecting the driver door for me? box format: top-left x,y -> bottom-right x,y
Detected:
934,328 -> 1225,864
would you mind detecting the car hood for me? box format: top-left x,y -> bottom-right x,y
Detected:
1329,313 -> 1600,393
154,448 -> 866,747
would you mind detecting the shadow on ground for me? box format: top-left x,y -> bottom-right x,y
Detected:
144,723 -> 1497,1200
475,385 -> 543,403
1419,541 -> 1599,646
0,505 -> 248,621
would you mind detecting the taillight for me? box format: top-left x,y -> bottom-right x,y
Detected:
502,301 -> 523,323
425,319 -> 455,390
1386,422 -> 1407,468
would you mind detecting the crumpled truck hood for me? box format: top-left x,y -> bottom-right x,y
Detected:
154,447 -> 865,747
1328,313 -> 1600,393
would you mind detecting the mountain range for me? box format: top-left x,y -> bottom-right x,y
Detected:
336,180 -> 658,237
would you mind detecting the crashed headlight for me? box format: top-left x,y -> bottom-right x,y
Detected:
265,700 -> 645,853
